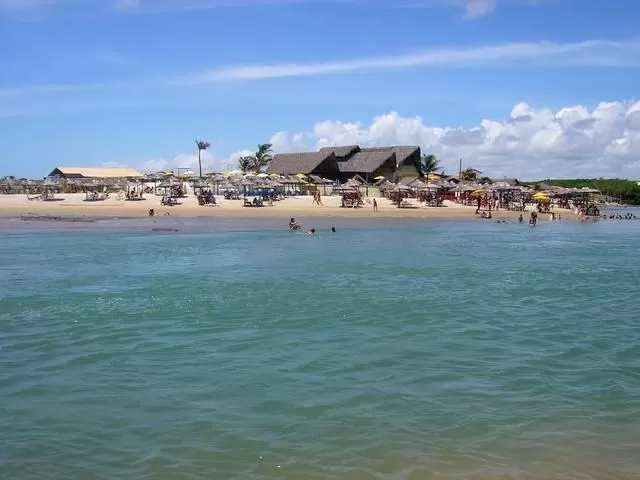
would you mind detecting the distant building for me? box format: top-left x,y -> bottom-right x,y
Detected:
48,167 -> 144,179
267,145 -> 421,181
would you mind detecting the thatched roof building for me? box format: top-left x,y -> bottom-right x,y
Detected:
268,145 -> 420,180
48,167 -> 144,179
268,152 -> 338,177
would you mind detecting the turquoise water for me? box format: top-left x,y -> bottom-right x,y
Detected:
2,217 -> 640,479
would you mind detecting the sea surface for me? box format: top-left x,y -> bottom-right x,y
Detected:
1,215 -> 640,480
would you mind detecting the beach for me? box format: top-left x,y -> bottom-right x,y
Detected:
0,193 -> 575,221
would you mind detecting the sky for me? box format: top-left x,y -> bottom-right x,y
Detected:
1,0 -> 639,180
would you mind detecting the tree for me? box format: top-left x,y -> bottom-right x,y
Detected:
238,156 -> 253,172
419,154 -> 440,183
237,143 -> 274,173
460,168 -> 480,181
252,143 -> 273,173
195,139 -> 211,178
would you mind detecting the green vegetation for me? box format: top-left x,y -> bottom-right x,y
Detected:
238,143 -> 274,173
460,168 -> 481,181
195,139 -> 211,178
531,178 -> 640,205
418,154 -> 440,181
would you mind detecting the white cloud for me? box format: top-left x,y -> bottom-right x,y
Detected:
2,39 -> 638,99
176,40 -> 640,84
138,150 -> 223,174
223,101 -> 640,180
454,0 -> 496,18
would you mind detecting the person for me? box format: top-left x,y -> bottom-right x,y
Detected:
289,218 -> 300,230
148,208 -> 155,217
373,198 -> 378,212
309,228 -> 316,235
331,227 -> 336,233
518,214 -> 523,223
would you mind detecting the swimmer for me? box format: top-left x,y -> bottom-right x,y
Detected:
331,227 -> 336,233
309,228 -> 316,235
289,217 -> 300,230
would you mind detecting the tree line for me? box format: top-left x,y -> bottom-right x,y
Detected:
532,178 -> 640,205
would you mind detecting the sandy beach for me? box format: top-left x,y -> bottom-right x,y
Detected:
0,193 -> 576,221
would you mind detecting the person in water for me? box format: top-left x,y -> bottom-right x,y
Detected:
309,228 -> 316,235
331,227 -> 336,232
289,218 -> 300,230
518,214 -> 523,223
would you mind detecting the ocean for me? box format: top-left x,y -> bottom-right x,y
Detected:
1,215 -> 639,479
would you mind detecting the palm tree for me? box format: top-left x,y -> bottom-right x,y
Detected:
238,143 -> 274,173
419,154 -> 440,183
195,139 -> 211,178
238,156 -> 253,172
460,167 -> 481,181
251,143 -> 273,173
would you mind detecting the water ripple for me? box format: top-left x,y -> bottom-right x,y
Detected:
1,220 -> 640,479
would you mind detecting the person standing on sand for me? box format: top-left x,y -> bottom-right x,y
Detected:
373,198 -> 378,212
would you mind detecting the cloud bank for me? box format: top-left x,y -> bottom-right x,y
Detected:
148,100 -> 640,179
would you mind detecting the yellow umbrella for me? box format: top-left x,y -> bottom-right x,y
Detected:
533,192 -> 550,200
295,173 -> 307,179
374,175 -> 386,181
471,189 -> 487,196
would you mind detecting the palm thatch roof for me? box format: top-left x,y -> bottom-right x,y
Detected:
338,150 -> 395,173
48,167 -> 144,178
267,144 -> 422,176
268,152 -> 334,175
319,145 -> 360,158
360,146 -> 420,167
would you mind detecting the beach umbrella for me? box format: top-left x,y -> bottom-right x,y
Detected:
471,189 -> 487,196
533,192 -> 550,200
373,175 -> 386,181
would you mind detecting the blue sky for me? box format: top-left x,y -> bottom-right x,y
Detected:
1,0 -> 640,179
